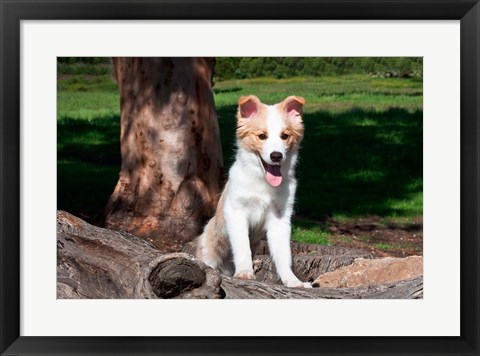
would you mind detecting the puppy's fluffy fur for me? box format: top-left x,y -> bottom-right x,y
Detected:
197,95 -> 311,288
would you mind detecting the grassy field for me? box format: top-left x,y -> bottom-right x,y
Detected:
57,69 -> 423,250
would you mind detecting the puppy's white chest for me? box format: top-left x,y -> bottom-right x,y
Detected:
247,197 -> 270,227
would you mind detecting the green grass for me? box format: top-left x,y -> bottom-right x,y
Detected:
373,242 -> 419,251
57,74 -> 121,218
291,219 -> 331,245
373,243 -> 398,250
292,226 -> 331,245
57,92 -> 120,120
213,75 -> 422,113
57,71 -> 423,237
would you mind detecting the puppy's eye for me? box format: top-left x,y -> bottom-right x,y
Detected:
281,133 -> 289,140
258,133 -> 267,140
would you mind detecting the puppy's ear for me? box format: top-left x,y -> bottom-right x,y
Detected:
282,96 -> 306,121
238,95 -> 261,120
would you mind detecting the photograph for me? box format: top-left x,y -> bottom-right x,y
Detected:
57,57 -> 424,299
2,0 -> 478,353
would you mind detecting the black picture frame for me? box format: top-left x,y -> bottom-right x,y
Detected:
1,1 -> 479,355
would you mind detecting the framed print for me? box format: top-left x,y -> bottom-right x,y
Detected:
1,0 -> 479,355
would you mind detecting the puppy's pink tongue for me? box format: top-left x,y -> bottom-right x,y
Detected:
265,164 -> 282,187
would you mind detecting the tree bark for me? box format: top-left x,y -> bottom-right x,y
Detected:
58,211 -> 422,299
104,57 -> 224,246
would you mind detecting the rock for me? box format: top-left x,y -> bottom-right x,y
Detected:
313,256 -> 423,288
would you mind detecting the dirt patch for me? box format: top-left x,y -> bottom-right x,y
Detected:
325,216 -> 423,258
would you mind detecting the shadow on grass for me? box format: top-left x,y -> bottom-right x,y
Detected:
57,106 -> 422,222
57,114 -> 121,221
213,86 -> 242,94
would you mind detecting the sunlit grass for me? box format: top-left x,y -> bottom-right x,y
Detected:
57,92 -> 120,120
373,242 -> 419,251
214,75 -> 422,113
292,225 -> 331,245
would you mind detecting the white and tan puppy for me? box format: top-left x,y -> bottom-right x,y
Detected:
197,95 -> 311,288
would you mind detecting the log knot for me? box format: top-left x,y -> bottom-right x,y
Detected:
148,258 -> 206,298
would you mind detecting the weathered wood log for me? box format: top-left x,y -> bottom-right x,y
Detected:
57,211 -> 222,299
221,276 -> 423,299
255,240 -> 373,257
58,211 -> 422,299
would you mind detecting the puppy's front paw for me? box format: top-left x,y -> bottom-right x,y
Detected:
285,279 -> 312,288
234,270 -> 256,280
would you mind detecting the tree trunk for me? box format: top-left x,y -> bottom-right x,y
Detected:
58,211 -> 422,299
104,57 -> 224,246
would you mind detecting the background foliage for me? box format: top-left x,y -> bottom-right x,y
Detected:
58,57 -> 423,80
214,57 -> 422,80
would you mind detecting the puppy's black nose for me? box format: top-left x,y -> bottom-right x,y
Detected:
270,151 -> 283,163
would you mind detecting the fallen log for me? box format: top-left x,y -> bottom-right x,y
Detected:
57,211 -> 422,299
57,211 -> 222,299
221,275 -> 423,299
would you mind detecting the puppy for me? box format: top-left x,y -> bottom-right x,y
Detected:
197,95 -> 311,288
